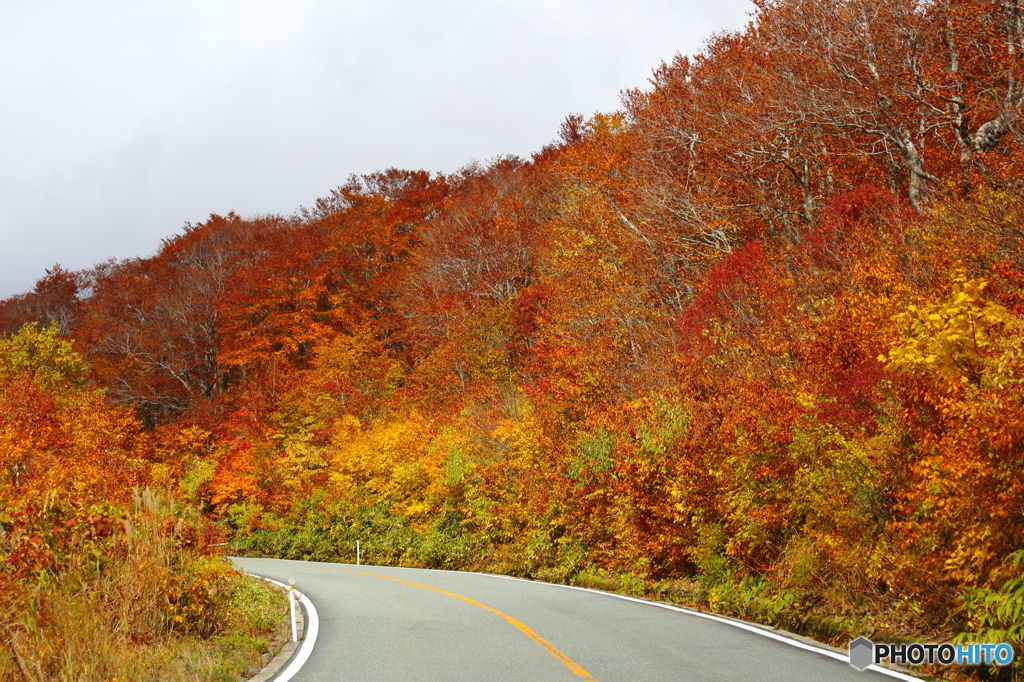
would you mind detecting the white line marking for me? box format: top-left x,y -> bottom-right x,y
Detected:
435,567 -> 922,681
256,575 -> 320,681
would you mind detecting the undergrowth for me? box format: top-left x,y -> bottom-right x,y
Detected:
0,489 -> 288,681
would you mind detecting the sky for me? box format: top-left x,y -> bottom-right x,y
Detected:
0,0 -> 755,299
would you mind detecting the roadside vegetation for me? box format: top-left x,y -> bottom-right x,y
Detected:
0,327 -> 287,680
0,490 -> 288,681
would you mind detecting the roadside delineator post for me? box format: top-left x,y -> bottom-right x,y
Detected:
356,540 -> 361,566
288,577 -> 298,642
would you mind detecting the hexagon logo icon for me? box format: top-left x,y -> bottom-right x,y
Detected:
849,636 -> 874,671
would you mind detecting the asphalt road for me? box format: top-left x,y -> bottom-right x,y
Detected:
234,557 -> 906,681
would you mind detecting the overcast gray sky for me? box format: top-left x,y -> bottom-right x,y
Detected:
0,0 -> 754,298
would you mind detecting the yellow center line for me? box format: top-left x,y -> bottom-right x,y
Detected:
314,566 -> 597,680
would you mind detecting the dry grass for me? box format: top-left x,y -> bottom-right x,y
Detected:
0,490 -> 288,681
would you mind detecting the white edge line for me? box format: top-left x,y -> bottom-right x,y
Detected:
450,568 -> 922,681
253,575 -> 320,682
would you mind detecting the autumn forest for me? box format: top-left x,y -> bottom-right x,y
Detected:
3,0 -> 1024,677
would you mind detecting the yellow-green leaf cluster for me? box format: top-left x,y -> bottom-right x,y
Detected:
882,275 -> 1017,385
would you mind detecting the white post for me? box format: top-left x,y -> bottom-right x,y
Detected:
356,540 -> 361,566
288,578 -> 298,642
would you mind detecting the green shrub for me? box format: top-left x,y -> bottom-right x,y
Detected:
957,549 -> 1024,677
573,568 -> 648,596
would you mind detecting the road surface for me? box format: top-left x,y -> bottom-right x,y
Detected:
234,557 -> 910,681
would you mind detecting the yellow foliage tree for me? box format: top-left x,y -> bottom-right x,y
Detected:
882,275 -> 1017,386
0,322 -> 145,505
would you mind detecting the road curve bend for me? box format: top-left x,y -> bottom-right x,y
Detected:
234,557 -> 915,681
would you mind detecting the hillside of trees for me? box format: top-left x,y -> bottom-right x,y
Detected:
3,0 -> 1023,676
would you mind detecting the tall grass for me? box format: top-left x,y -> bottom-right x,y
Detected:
0,490 -> 287,681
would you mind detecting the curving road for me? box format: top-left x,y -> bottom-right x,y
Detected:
234,557 -> 914,681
